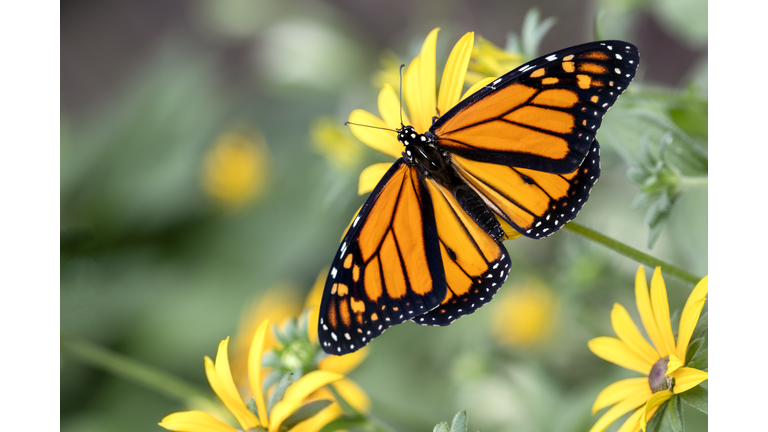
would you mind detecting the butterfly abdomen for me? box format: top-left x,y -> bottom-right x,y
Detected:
453,185 -> 505,242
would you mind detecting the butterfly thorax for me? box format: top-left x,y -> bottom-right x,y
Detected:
396,125 -> 505,243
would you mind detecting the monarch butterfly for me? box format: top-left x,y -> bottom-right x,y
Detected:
319,39 -> 639,355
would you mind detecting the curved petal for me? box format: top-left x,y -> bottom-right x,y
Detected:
288,403 -> 342,432
405,28 -> 439,132
592,377 -> 651,414
649,268 -> 676,357
634,267 -> 664,357
358,162 -> 394,195
247,321 -> 270,427
378,84 -> 410,129
204,339 -> 258,431
461,76 -> 496,102
640,390 -> 673,431
589,390 -> 649,432
319,346 -> 369,375
670,367 -> 708,394
268,371 -> 344,432
437,32 -> 474,115
611,303 -> 659,367
589,337 -> 652,375
665,353 -> 683,376
348,109 -> 401,159
159,410 -> 238,432
616,407 -> 644,432
676,275 -> 708,360
333,378 -> 371,413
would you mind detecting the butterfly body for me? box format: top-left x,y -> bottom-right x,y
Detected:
319,40 -> 639,355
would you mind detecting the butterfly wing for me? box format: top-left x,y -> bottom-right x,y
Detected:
431,41 -> 638,174
452,138 -> 601,239
318,160 -> 447,355
413,178 -> 511,326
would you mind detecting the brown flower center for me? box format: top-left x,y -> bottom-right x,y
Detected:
648,356 -> 674,393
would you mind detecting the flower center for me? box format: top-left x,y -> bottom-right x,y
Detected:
648,356 -> 674,393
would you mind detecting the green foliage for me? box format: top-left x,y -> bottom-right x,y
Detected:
433,411 -> 471,432
506,8 -> 557,58
680,386 -> 708,415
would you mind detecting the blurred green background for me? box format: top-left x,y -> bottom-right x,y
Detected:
60,0 -> 707,431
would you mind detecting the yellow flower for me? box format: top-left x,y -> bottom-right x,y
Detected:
310,117 -> 363,170
202,130 -> 269,209
347,28 -> 520,238
491,279 -> 557,347
228,271 -> 370,432
465,36 -> 523,86
159,320 -> 343,432
588,267 -> 709,432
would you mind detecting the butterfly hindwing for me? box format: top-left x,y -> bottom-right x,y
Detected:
318,160 -> 447,355
413,178 -> 511,326
451,138 -> 602,239
432,41 -> 638,174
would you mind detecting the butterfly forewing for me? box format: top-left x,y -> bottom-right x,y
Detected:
318,160 -> 446,355
432,41 -> 638,174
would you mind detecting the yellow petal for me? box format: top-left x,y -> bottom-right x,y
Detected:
319,346 -> 369,375
358,162 -> 394,195
378,83 -> 410,129
333,378 -> 371,413
640,390 -> 673,431
347,109 -> 401,159
405,28 -> 439,132
248,321 -> 270,427
204,339 -> 258,431
670,367 -> 708,394
304,270 -> 328,346
665,354 -> 683,376
589,337 -> 652,375
634,267 -> 664,357
460,76 -> 496,102
649,268 -> 676,357
268,371 -> 344,432
611,303 -> 659,367
437,32 -> 474,115
159,410 -> 238,432
616,407 -> 644,432
676,275 -> 708,360
589,390 -> 649,432
288,403 -> 342,432
592,377 -> 651,414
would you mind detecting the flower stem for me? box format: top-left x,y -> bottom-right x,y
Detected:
564,222 -> 702,285
61,332 -> 215,408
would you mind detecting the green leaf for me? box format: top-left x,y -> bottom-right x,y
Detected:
317,417 -> 368,432
433,421 -> 450,432
665,395 -> 685,432
281,399 -> 334,430
646,403 -> 668,432
450,411 -> 468,432
268,372 -> 295,412
680,386 -> 708,414
690,311 -> 708,341
520,8 -> 557,58
686,334 -> 708,370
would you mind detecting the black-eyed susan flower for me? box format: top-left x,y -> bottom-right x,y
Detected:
465,36 -> 523,86
347,28 -> 520,238
491,279 -> 557,348
159,320 -> 343,432
588,267 -> 708,432
226,271 -> 370,432
202,131 -> 269,209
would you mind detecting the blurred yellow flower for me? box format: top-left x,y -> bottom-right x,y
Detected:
310,117 -> 363,170
158,321 -> 343,432
370,50 -> 404,90
491,280 -> 557,347
588,267 -> 708,432
229,271 -> 370,432
465,36 -> 523,86
347,28 -> 520,239
202,131 -> 269,209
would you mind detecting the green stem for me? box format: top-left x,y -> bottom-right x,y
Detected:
61,332 -> 215,408
564,222 -> 703,285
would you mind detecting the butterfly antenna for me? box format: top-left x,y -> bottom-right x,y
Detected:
399,64 -> 406,127
344,122 -> 397,132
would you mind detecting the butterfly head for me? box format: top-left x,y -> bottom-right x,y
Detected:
396,125 -> 421,147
